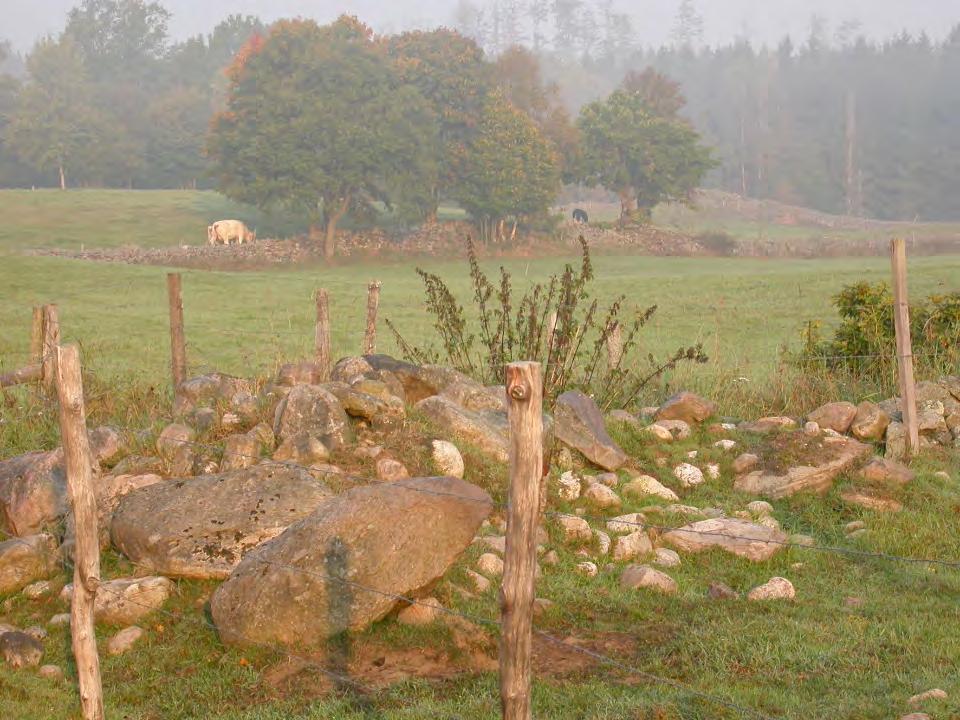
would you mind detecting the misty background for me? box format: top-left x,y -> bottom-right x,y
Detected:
2,0 -> 959,221
6,0 -> 958,51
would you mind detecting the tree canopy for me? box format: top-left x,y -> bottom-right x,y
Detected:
578,87 -> 714,222
207,17 -> 439,259
452,90 -> 560,242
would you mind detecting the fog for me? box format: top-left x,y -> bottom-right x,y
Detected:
6,0 -> 959,51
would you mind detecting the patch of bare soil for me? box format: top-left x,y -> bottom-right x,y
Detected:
261,626 -> 640,699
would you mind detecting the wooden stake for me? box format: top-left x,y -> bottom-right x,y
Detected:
500,361 -> 543,720
30,306 -> 45,364
891,238 -> 920,457
315,288 -> 331,381
54,344 -> 104,720
167,273 -> 187,394
606,322 -> 623,370
363,281 -> 382,355
41,304 -> 60,394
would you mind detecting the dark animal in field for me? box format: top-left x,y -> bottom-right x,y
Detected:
572,208 -> 589,224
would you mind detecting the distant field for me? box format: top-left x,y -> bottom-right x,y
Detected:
1,188 -> 958,414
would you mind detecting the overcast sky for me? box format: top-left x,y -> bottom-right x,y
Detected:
5,0 -> 959,51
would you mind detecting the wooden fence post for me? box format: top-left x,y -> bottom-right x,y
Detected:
55,344 -> 104,720
31,306 -> 45,365
167,273 -> 187,395
41,304 -> 60,394
500,361 -> 543,720
363,281 -> 381,355
315,288 -> 331,381
890,238 -> 920,457
606,322 -> 622,370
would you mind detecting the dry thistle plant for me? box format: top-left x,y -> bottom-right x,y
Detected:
387,237 -> 708,411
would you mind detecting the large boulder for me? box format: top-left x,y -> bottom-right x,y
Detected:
111,464 -> 332,579
0,534 -> 58,594
415,395 -> 510,463
0,426 -> 119,536
554,391 -> 627,471
272,384 -> 354,450
733,437 -> 872,499
211,476 -> 492,648
654,392 -> 716,425
0,450 -> 72,536
662,518 -> 787,562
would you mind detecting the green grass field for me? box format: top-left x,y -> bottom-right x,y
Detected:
1,190 -> 959,720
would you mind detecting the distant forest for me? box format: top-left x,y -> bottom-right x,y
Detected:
1,0 -> 959,221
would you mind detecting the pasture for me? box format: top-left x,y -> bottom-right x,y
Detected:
1,190 -> 959,720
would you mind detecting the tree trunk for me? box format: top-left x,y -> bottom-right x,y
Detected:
324,198 -> 350,262
618,189 -> 636,226
59,165 -> 66,191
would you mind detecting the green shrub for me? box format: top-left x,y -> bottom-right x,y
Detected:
796,281 -> 960,391
387,237 -> 707,410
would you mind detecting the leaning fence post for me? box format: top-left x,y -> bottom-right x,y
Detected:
890,238 -> 920,457
500,361 -> 543,720
363,281 -> 381,355
31,306 -> 45,366
55,344 -> 104,720
41,304 -> 60,395
167,273 -> 187,396
315,288 -> 331,381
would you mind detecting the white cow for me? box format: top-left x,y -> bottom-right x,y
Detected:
208,220 -> 255,245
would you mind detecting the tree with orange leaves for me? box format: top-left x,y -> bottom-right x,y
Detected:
208,16 -> 439,260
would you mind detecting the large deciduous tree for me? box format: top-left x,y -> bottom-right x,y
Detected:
452,90 -> 560,242
208,17 -> 439,260
577,86 -> 714,224
386,28 -> 491,221
6,38 -> 109,189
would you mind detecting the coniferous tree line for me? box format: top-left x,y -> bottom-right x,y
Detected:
453,0 -> 960,221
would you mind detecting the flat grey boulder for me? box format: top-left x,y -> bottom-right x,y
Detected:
0,534 -> 58,594
62,576 -> 173,625
111,464 -> 332,579
734,436 -> 872,499
662,518 -> 788,562
554,391 -> 627,471
272,384 -> 354,450
655,391 -> 716,425
415,395 -> 510,462
210,476 -> 492,648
